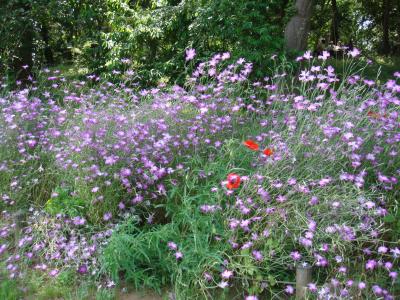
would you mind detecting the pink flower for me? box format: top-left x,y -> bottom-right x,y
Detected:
77,265 -> 88,274
103,212 -> 112,221
26,139 -> 37,148
285,285 -> 294,294
378,246 -> 388,253
308,283 -> 317,292
391,247 -> 400,258
303,51 -> 313,60
318,51 -> 330,60
120,168 -> 132,177
252,250 -> 263,261
0,244 -> 7,255
309,196 -> 319,205
366,259 -> 377,270
221,269 -> 233,279
221,52 -> 230,60
49,269 -> 59,277
185,48 -> 196,61
389,271 -> 398,280
175,251 -> 183,260
167,241 -> 178,250
290,251 -> 302,261
348,48 -> 360,58
204,272 -> 212,281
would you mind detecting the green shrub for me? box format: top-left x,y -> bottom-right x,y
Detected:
45,187 -> 87,217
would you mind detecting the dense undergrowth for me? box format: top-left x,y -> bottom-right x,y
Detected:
0,50 -> 399,299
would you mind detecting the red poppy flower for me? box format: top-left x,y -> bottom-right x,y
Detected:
243,140 -> 259,151
227,173 -> 241,189
263,148 -> 273,156
367,111 -> 386,119
367,110 -> 379,118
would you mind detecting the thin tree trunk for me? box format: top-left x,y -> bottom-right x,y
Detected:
15,25 -> 34,85
330,0 -> 339,45
148,38 -> 157,62
12,1 -> 34,86
284,0 -> 313,51
41,23 -> 54,65
382,0 -> 390,54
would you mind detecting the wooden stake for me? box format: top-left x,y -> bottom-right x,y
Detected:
296,263 -> 312,299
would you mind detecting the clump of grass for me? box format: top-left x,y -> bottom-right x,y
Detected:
0,275 -> 23,300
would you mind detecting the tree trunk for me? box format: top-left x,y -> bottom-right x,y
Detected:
41,23 -> 54,65
12,1 -> 34,86
330,0 -> 339,45
284,0 -> 313,51
382,0 -> 390,54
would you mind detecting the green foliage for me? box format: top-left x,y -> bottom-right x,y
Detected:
309,0 -> 400,55
0,276 -> 23,300
98,142 -> 270,299
20,269 -> 93,300
0,0 -> 292,83
1,0 -> 399,83
95,289 -> 116,300
44,187 -> 87,217
100,220 -> 176,292
99,0 -> 290,83
0,0 -> 108,81
0,148 -> 58,211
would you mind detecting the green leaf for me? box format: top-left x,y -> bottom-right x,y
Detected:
384,214 -> 396,223
268,275 -> 277,286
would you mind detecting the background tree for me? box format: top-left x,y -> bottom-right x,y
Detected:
330,0 -> 339,44
382,0 -> 391,54
0,0 -> 35,84
0,0 -> 399,86
284,0 -> 313,51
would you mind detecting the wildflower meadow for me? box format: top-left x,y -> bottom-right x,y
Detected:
0,46 -> 399,300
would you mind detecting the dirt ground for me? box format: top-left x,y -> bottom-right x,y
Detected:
119,290 -> 166,300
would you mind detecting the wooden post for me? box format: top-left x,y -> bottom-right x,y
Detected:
296,263 -> 312,299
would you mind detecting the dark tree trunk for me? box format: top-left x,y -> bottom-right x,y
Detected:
279,0 -> 290,24
148,38 -> 157,62
330,0 -> 339,45
14,25 -> 34,85
12,1 -> 34,86
382,0 -> 390,54
284,0 -> 314,51
41,24 -> 54,65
